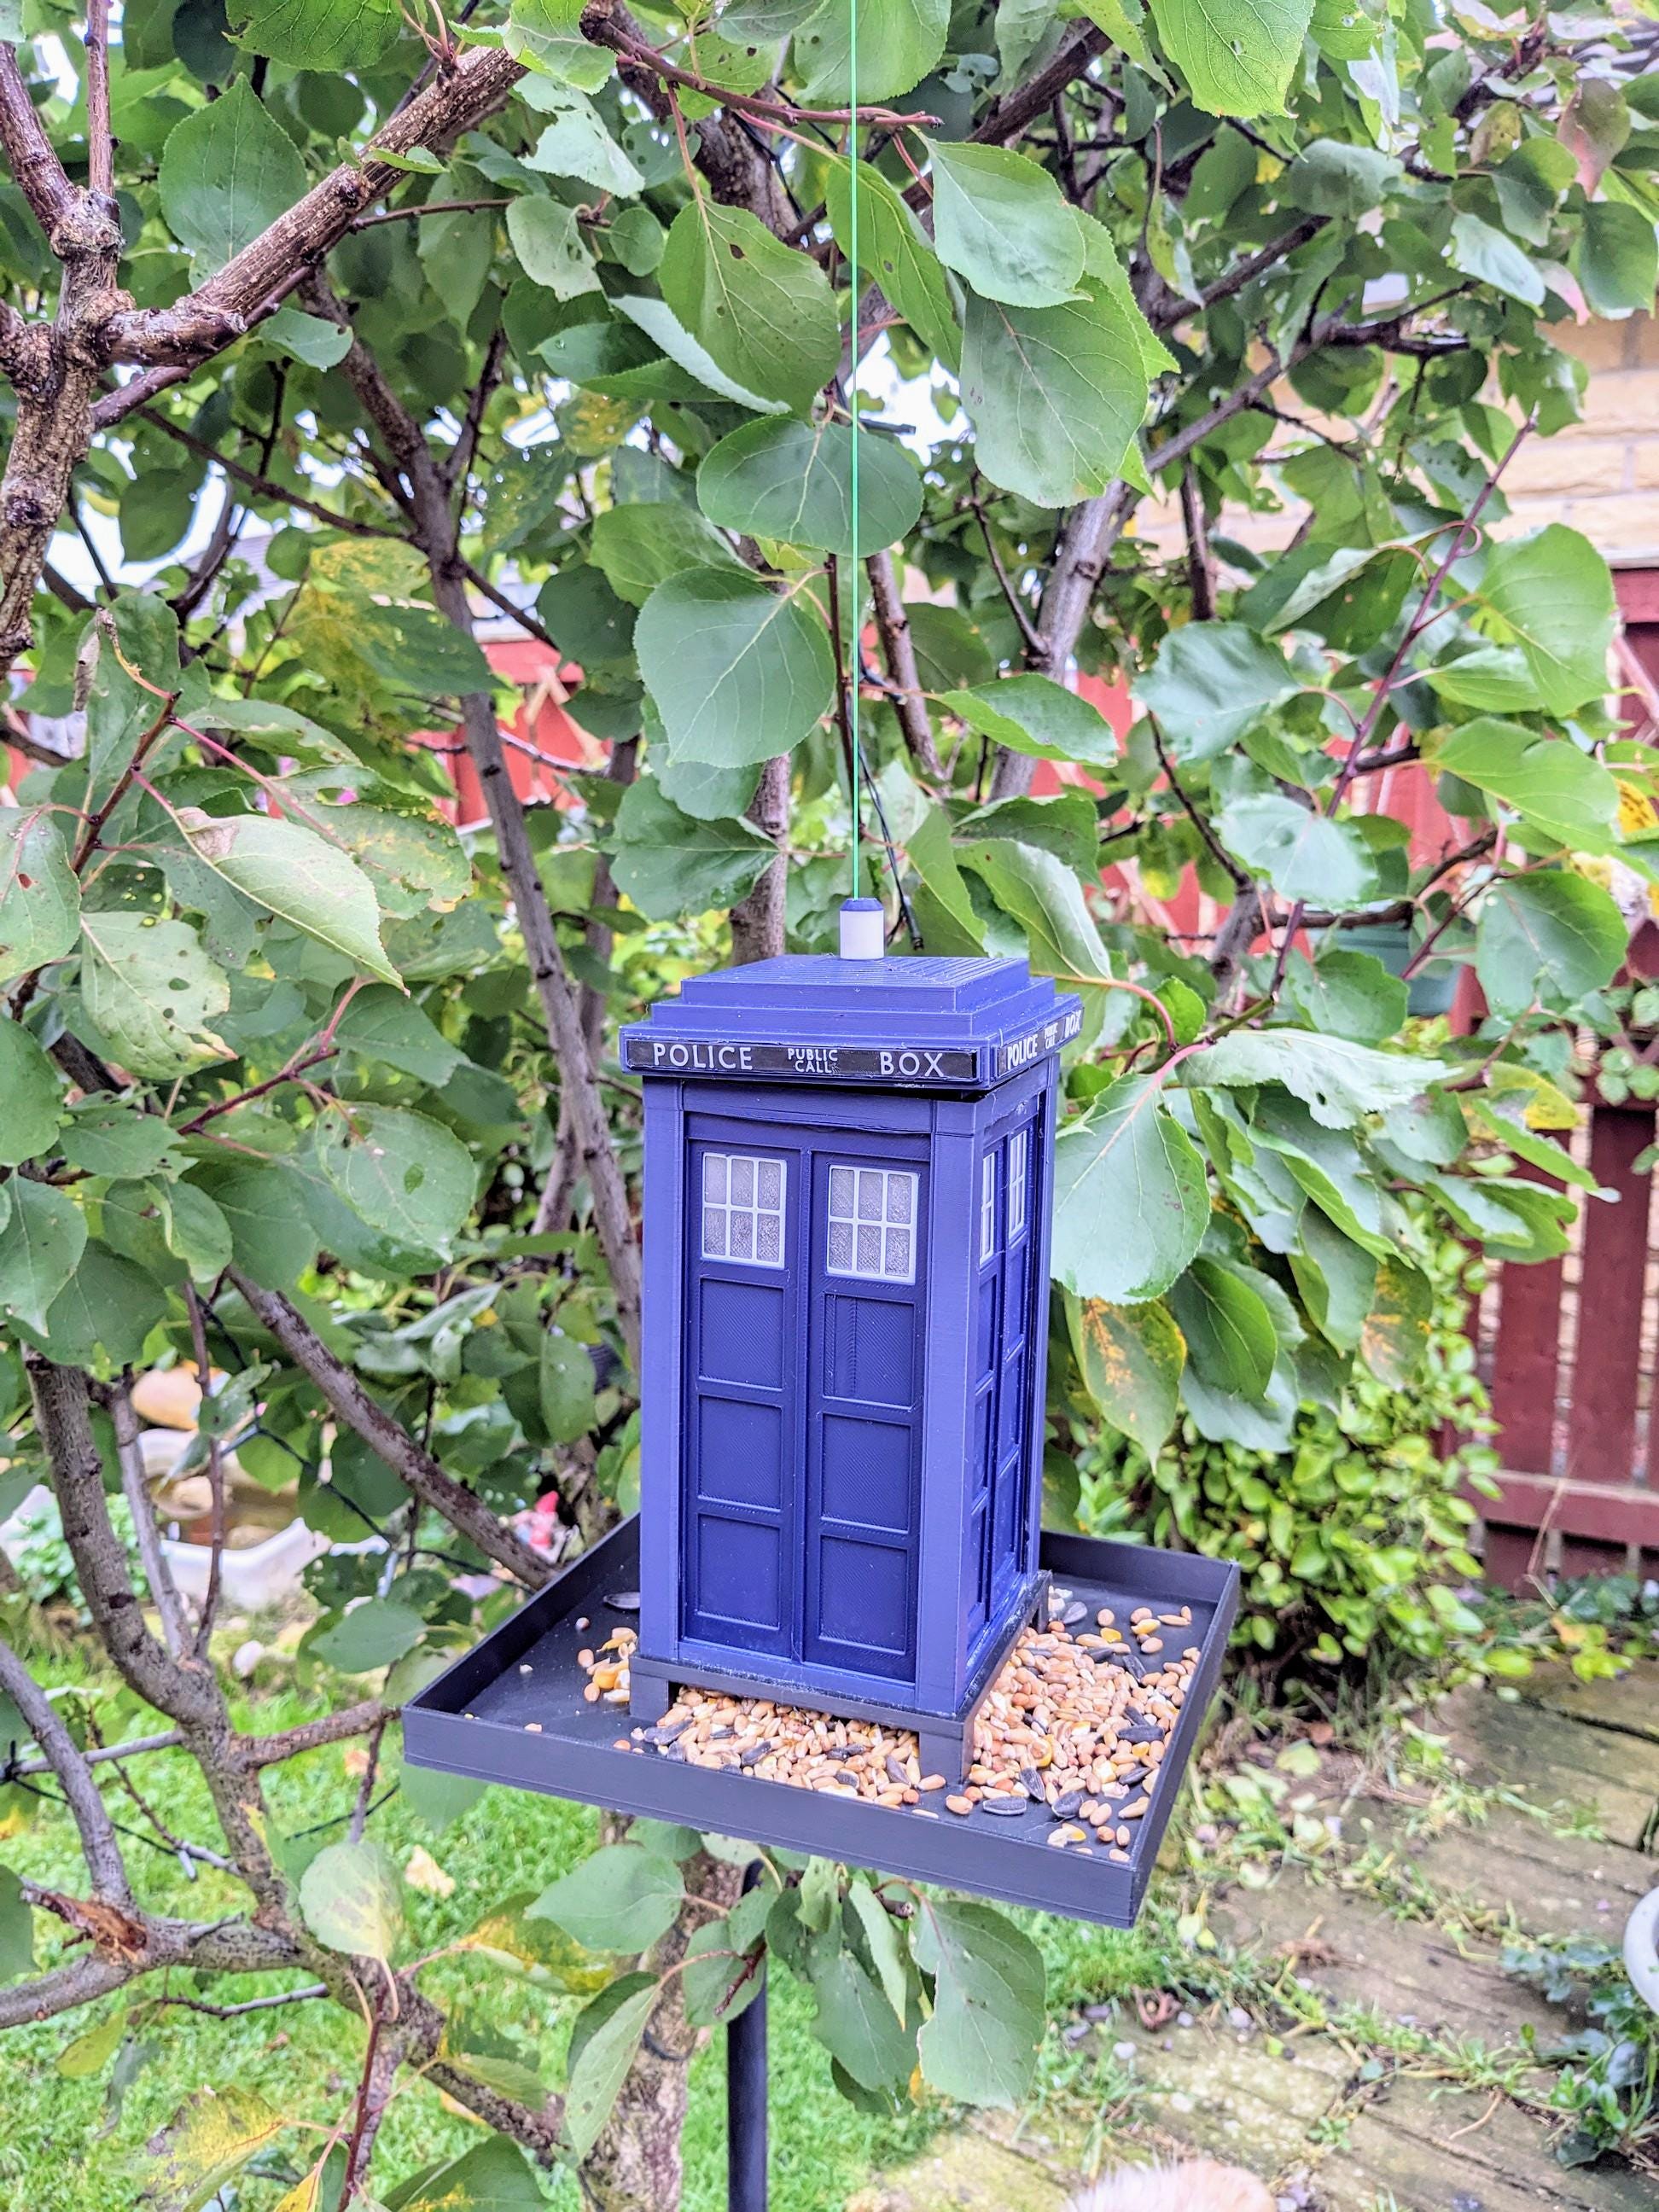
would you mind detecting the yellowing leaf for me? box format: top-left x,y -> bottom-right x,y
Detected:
1617,777 -> 1658,837
142,2087 -> 288,2212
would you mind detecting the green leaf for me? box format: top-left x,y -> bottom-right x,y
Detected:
660,201 -> 840,415
824,157 -> 960,371
79,914 -> 231,1080
298,1839 -> 403,1963
1070,1295 -> 1185,1454
1433,721 -> 1618,851
1253,1094 -> 1391,1258
698,419 -> 921,557
941,675 -> 1119,768
179,812 -> 398,985
0,807 -> 79,983
793,0 -> 949,100
523,85 -> 643,197
1183,1030 -> 1449,1129
1168,1256 -> 1276,1400
656,754 -> 762,823
505,0 -> 615,90
0,1020 -> 62,1167
609,775 -> 775,918
538,1329 -> 596,1444
961,791 -> 1101,876
956,837 -> 1113,982
1422,645 -> 1543,713
1290,1208 -> 1376,1353
83,594 -> 183,812
56,1103 -> 177,1179
259,304 -> 352,370
529,1844 -> 684,1953
590,501 -> 744,607
198,1161 -> 320,1284
0,1185 -> 81,1336
1182,1355 -> 1297,1452
158,79 -> 307,271
928,141 -> 1085,308
334,987 -> 467,1086
1281,142 -> 1401,217
682,1919 -> 765,2029
637,570 -> 834,767
1471,526 -> 1618,717
805,1945 -> 913,2090
317,1106 -> 476,1260
385,2135 -> 549,2212
142,2087 -> 288,2212
505,195 -> 600,300
1448,212 -> 1544,306
311,1599 -> 426,1674
1051,1074 -> 1209,1303
1214,794 -> 1377,907
1476,870 -> 1627,1017
1284,949 -> 1407,1043
1150,0 -> 1315,116
1132,622 -> 1300,760
913,1898 -> 1045,2108
563,1977 -> 657,2160
962,277 -> 1149,509
847,1878 -> 908,2025
1575,200 -> 1659,319
613,293 -> 791,414
156,1180 -> 232,1286
20,1242 -> 168,1368
0,1864 -> 34,1985
230,0 -> 399,67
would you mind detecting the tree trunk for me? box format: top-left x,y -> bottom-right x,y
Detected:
729,755 -> 790,965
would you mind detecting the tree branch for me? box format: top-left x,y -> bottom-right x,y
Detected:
0,1636 -> 131,1906
243,1700 -> 387,1769
228,1272 -> 553,1588
0,44 -> 75,240
865,549 -> 943,782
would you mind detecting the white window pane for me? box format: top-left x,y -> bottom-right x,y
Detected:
857,1224 -> 882,1272
730,1211 -> 754,1260
705,1154 -> 728,1202
886,1227 -> 911,1280
830,1164 -> 854,1216
757,1158 -> 782,1208
731,1155 -> 754,1205
755,1211 -> 782,1265
888,1173 -> 913,1225
829,1220 -> 854,1272
857,1171 -> 882,1220
702,1207 -> 726,1258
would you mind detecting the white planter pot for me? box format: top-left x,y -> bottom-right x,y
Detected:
1627,1887 -> 1659,2017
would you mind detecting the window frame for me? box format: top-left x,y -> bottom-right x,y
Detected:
826,1163 -> 919,1286
1007,1126 -> 1029,1244
979,1152 -> 997,1265
700,1150 -> 787,1270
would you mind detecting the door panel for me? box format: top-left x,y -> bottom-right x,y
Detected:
989,1116 -> 1039,1600
682,1138 -> 799,1657
804,1151 -> 925,1681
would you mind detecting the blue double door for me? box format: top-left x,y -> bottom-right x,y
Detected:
682,1118 -> 928,1686
965,1110 -> 1041,1650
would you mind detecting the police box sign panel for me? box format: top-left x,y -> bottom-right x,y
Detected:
622,1008 -> 1081,1089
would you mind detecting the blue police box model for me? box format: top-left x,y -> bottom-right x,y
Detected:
620,898 -> 1083,1784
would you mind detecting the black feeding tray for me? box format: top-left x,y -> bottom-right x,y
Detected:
404,1520 -> 1238,1929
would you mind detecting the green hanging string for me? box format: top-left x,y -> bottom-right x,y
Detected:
847,0 -> 861,904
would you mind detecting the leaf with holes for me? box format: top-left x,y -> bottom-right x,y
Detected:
1150,0 -> 1317,116
158,80 -> 308,271
79,912 -> 232,1079
506,195 -> 602,300
179,812 -> 398,985
298,1840 -> 404,1963
563,1976 -> 657,2160
1051,1074 -> 1208,1303
698,418 -> 921,556
317,1105 -> 476,1260
824,157 -> 960,371
523,84 -> 644,197
0,808 -> 79,985
659,201 -> 840,415
793,0 -> 949,100
506,0 -> 614,90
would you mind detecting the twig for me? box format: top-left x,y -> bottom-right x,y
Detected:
155,1982 -> 329,2018
184,1287 -> 227,1660
864,548 -> 943,781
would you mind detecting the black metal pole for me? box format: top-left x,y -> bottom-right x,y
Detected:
727,1863 -> 768,2212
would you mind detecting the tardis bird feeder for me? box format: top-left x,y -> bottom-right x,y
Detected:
620,902 -> 1085,1783
403,903 -> 1243,1933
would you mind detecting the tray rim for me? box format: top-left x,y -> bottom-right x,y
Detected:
403,1517 -> 1239,1930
